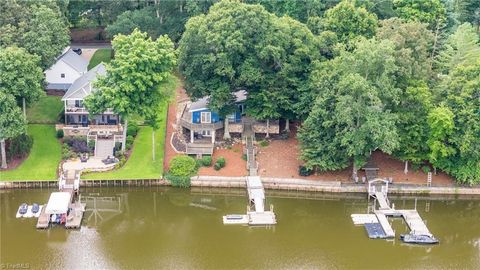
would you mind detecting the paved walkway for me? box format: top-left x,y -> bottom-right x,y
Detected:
95,139 -> 114,158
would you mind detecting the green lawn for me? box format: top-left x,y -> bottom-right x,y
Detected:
26,95 -> 63,124
88,48 -> 113,70
1,125 -> 61,181
83,76 -> 177,180
83,115 -> 167,180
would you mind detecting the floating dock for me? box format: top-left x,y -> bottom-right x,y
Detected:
351,179 -> 437,243
223,176 -> 276,225
36,169 -> 85,229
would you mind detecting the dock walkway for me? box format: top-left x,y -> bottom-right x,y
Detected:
398,210 -> 432,237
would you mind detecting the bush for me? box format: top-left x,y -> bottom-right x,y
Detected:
259,140 -> 269,147
422,165 -> 431,174
165,173 -> 191,188
169,155 -> 197,177
126,135 -> 135,150
241,154 -> 247,161
201,156 -> 212,167
87,140 -> 95,151
214,156 -> 226,170
127,122 -> 140,137
299,166 -> 313,176
7,134 -> 33,159
63,136 -> 90,153
216,156 -> 226,167
62,146 -> 76,160
56,129 -> 64,139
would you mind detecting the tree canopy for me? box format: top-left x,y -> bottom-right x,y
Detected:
0,47 -> 45,107
0,1 -> 70,68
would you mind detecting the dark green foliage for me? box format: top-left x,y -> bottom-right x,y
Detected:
167,155 -> 198,187
65,136 -> 90,153
169,155 -> 198,177
6,134 -> 33,160
241,154 -> 247,161
127,122 -> 140,137
200,156 -> 212,167
299,166 -> 313,176
214,156 -> 226,170
56,129 -> 64,139
259,140 -> 269,147
126,135 -> 134,150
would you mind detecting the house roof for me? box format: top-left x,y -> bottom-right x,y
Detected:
58,48 -> 88,73
62,64 -> 106,101
189,90 -> 247,112
45,192 -> 71,214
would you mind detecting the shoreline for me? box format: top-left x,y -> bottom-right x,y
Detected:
1,176 -> 480,195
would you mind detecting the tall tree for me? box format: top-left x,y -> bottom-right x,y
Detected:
321,0 -> 378,46
436,23 -> 480,74
179,0 -> 318,137
376,18 -> 434,84
85,29 -> 176,151
0,47 -> 44,120
0,1 -> 70,68
431,60 -> 480,184
299,38 -> 400,179
0,92 -> 26,169
393,0 -> 447,28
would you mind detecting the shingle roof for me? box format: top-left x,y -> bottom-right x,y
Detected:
189,90 -> 247,112
59,49 -> 88,73
62,64 -> 106,100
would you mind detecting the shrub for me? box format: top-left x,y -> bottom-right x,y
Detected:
299,166 -> 313,176
56,129 -> 64,139
7,134 -> 33,159
127,122 -> 139,137
62,146 -> 76,160
165,173 -> 191,188
71,139 -> 90,153
259,140 -> 269,147
126,135 -> 135,150
87,140 -> 95,151
241,154 -> 247,161
422,165 -> 431,174
169,155 -> 197,177
201,156 -> 212,167
216,156 -> 226,167
214,156 -> 226,170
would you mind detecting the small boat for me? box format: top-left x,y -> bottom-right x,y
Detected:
32,203 -> 40,214
16,203 -> 28,218
223,214 -> 249,225
400,234 -> 439,244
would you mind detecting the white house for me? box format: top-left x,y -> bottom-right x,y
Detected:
45,47 -> 88,91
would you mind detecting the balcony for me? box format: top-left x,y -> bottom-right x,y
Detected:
65,106 -> 115,114
179,105 -> 223,131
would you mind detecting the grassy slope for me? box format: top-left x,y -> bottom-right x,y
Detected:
83,76 -> 177,180
26,95 -> 63,124
1,125 -> 61,181
88,48 -> 113,70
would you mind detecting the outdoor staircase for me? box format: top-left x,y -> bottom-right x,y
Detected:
243,119 -> 257,176
95,139 -> 115,158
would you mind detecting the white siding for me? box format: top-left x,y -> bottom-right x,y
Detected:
45,60 -> 83,85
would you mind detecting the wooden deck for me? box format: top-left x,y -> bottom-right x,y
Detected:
36,206 -> 49,229
186,143 -> 214,155
398,210 -> 432,236
375,212 -> 395,238
65,201 -> 86,229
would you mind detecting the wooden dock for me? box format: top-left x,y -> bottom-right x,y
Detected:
398,210 -> 432,237
352,179 -> 436,242
65,201 -> 86,229
36,206 -> 49,229
374,212 -> 395,238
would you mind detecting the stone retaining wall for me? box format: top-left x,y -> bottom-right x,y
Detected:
2,176 -> 480,195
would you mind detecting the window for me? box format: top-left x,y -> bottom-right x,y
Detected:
74,100 -> 83,108
61,73 -> 65,78
201,130 -> 211,136
200,112 -> 211,123
227,113 -> 236,123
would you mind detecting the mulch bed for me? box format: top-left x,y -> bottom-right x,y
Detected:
198,143 -> 247,177
256,124 -> 455,185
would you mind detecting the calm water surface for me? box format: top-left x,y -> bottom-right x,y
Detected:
1,187 -> 479,269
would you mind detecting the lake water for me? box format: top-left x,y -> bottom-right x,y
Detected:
1,187 -> 479,269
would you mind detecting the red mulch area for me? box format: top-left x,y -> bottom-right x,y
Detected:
198,143 -> 247,177
256,124 -> 455,186
163,85 -> 187,171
